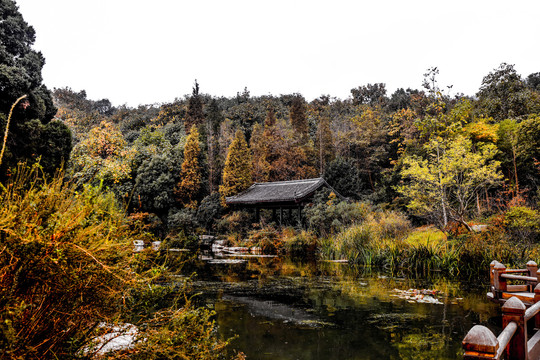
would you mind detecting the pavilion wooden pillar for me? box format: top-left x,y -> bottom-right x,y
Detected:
288,208 -> 292,225
255,207 -> 260,223
279,207 -> 283,226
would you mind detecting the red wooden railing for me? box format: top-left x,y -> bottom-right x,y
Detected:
464,261 -> 540,359
489,261 -> 540,304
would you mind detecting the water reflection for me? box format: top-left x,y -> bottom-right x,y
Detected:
188,257 -> 500,360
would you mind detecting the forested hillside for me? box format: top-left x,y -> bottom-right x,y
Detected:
52,66 -> 540,240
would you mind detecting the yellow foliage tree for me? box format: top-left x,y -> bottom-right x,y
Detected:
398,135 -> 503,231
71,120 -> 134,185
176,125 -> 201,209
220,130 -> 253,204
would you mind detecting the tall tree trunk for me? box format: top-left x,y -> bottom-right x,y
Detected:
207,135 -> 215,193
512,143 -> 519,196
368,170 -> 375,191
436,143 -> 448,227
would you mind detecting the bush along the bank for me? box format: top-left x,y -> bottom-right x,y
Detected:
0,164 -> 240,359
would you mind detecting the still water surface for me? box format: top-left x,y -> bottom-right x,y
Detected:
189,256 -> 500,360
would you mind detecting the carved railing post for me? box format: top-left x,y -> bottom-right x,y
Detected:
462,325 -> 498,359
527,261 -> 538,291
502,297 -> 527,360
534,284 -> 540,329
490,260 -> 497,294
493,262 -> 507,300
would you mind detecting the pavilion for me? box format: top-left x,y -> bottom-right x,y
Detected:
225,177 -> 344,225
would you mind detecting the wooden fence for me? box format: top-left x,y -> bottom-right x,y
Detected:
463,261 -> 540,359
490,261 -> 540,304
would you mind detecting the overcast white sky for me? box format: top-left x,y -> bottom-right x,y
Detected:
14,0 -> 540,107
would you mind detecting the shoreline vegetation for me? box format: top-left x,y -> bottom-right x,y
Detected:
1,1 -> 539,357
0,164 -> 245,359
220,205 -> 540,279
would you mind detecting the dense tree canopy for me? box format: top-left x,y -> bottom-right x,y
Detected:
0,0 -> 71,178
476,63 -> 540,120
46,62 -> 540,236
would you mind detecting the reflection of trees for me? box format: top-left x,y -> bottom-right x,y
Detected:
192,259 -> 500,358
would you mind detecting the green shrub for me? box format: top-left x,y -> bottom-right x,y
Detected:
168,208 -> 198,234
163,230 -> 199,250
304,190 -> 371,236
504,206 -> 540,243
216,211 -> 253,236
371,211 -> 412,241
197,193 -> 224,231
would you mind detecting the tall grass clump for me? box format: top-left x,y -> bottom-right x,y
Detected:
0,164 -> 134,358
323,211 -> 412,265
329,224 -> 374,262
0,95 -> 27,167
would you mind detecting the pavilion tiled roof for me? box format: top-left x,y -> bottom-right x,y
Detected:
225,178 -> 341,205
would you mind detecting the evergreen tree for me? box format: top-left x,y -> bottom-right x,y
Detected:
290,94 -> 308,139
185,80 -> 204,132
264,104 -> 276,127
220,130 -> 253,203
205,99 -> 224,193
134,153 -> 179,215
0,0 -> 72,177
176,125 -> 202,209
206,99 -> 223,136
476,63 -> 533,120
324,157 -> 361,198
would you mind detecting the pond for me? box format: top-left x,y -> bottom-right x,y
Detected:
187,255 -> 501,360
